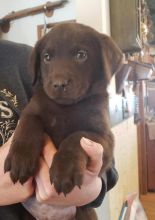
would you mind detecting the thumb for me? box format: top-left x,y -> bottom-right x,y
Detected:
80,137 -> 103,174
42,135 -> 57,167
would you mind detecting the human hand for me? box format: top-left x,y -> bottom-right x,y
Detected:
0,136 -> 34,205
35,136 -> 103,206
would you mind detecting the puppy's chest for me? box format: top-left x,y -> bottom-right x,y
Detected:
41,105 -> 98,146
46,113 -> 74,134
42,111 -> 87,146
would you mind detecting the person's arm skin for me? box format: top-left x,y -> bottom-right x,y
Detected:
0,136 -> 34,205
35,136 -> 103,206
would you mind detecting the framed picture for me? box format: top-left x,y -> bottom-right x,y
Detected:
37,20 -> 76,39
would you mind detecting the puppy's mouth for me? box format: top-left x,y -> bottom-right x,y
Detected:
43,80 -> 89,105
45,90 -> 87,105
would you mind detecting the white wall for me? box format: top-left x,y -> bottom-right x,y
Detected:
95,194 -> 111,220
76,0 -> 103,32
76,0 -> 110,35
101,0 -> 111,35
110,118 -> 139,220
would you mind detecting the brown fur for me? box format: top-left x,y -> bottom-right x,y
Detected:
4,23 -> 122,220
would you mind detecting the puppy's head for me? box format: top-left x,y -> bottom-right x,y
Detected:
31,23 -> 123,105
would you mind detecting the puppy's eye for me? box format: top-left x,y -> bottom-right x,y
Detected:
43,53 -> 51,63
75,50 -> 87,62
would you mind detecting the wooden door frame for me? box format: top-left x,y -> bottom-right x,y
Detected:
137,81 -> 148,195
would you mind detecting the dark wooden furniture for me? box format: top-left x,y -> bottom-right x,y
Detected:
146,125 -> 155,191
110,0 -> 142,53
137,81 -> 148,194
137,80 -> 155,194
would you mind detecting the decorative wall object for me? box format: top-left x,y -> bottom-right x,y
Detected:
37,20 -> 75,39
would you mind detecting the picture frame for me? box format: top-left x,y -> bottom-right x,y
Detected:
37,20 -> 76,39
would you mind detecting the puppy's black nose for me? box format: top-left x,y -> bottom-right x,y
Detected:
53,79 -> 70,91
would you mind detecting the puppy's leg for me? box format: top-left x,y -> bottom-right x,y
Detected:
4,113 -> 44,184
50,131 -> 114,195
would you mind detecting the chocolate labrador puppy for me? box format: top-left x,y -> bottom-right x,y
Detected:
4,23 -> 122,220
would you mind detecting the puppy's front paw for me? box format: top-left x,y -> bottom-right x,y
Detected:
49,150 -> 87,196
4,142 -> 39,184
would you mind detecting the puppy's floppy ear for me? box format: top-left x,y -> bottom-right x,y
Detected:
99,34 -> 123,83
29,39 -> 42,86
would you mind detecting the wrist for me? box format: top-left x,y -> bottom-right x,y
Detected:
81,177 -> 106,208
77,176 -> 102,207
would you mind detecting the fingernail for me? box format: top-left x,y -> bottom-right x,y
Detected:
81,137 -> 94,146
